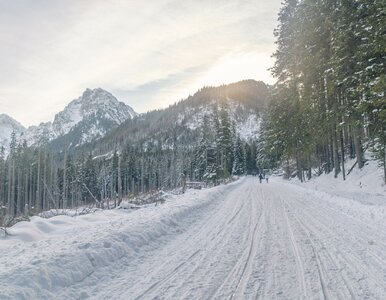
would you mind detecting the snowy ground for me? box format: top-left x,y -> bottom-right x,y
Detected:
0,167 -> 385,299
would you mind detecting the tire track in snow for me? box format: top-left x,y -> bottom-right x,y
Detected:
280,192 -> 375,299
133,249 -> 201,300
296,189 -> 386,257
208,182 -> 263,300
72,182 -> 242,300
290,204 -> 362,298
287,195 -> 386,298
131,179 -> 253,299
291,211 -> 358,299
193,184 -> 259,299
279,196 -> 329,300
280,199 -> 308,299
167,187 -> 253,299
229,198 -> 264,300
176,185 -> 254,298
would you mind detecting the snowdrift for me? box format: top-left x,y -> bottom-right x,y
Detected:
0,182 -> 238,299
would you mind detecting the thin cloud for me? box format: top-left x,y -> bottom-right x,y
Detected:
0,0 -> 282,126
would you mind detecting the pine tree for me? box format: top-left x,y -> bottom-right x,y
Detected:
232,135 -> 246,175
266,0 -> 384,182
194,115 -> 210,180
218,105 -> 233,177
83,153 -> 99,204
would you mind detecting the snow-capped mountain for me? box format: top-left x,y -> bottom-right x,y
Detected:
87,80 -> 269,158
52,88 -> 136,137
0,114 -> 26,154
169,79 -> 268,143
0,88 -> 137,152
177,97 -> 262,142
24,88 -> 137,147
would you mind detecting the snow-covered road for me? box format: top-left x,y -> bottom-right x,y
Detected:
1,177 -> 385,299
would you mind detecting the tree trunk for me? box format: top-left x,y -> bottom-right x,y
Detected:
117,156 -> 122,206
141,157 -> 144,193
17,169 -> 21,216
383,139 -> 386,185
43,152 -> 47,211
329,135 -> 334,172
11,160 -> 15,216
332,123 -> 341,178
62,146 -> 67,209
7,157 -> 12,218
353,125 -> 364,168
307,155 -> 312,180
25,171 -> 29,215
296,149 -> 303,182
340,128 -> 346,180
37,148 -> 41,212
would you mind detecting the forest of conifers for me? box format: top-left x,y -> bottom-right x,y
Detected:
0,0 -> 385,225
258,0 -> 385,182
0,83 -> 263,225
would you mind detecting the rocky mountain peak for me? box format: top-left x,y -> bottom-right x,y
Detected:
0,114 -> 26,153
0,89 -> 137,151
51,88 -> 136,136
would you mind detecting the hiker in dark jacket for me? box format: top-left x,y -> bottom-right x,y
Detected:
259,174 -> 263,183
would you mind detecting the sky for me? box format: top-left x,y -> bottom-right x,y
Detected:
0,0 -> 282,127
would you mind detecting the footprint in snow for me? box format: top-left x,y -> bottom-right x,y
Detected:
103,241 -> 112,248
78,242 -> 91,249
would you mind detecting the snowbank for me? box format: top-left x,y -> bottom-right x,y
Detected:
300,159 -> 384,202
0,181 -> 240,299
281,159 -> 386,230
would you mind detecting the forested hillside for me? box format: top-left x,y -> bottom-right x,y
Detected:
0,0 -> 384,228
84,80 -> 268,156
1,1 -> 385,298
258,0 -> 385,182
0,80 -> 269,224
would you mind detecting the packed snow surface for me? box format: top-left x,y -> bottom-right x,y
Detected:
0,172 -> 385,299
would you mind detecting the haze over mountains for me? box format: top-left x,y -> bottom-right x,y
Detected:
84,79 -> 269,159
0,79 -> 270,218
0,80 -> 269,158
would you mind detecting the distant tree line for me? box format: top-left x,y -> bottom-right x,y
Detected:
258,0 -> 385,182
0,98 -> 260,226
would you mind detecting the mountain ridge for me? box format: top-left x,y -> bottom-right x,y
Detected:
80,79 -> 270,159
0,88 -> 137,152
0,114 -> 26,154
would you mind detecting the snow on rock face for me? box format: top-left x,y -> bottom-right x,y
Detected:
23,122 -> 56,146
18,88 -> 137,147
228,100 -> 261,141
0,114 -> 26,154
52,88 -> 136,137
180,104 -> 212,131
1,89 -> 137,151
181,98 -> 261,141
236,113 -> 261,141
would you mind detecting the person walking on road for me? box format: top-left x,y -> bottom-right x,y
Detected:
259,173 -> 263,183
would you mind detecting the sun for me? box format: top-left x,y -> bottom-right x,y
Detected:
150,51 -> 275,109
194,52 -> 275,87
